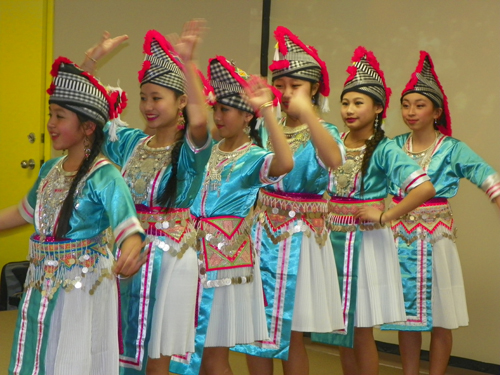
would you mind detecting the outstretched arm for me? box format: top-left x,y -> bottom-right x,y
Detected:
80,31 -> 129,74
288,92 -> 343,170
244,76 -> 293,177
0,206 -> 30,231
169,19 -> 208,147
355,181 -> 436,223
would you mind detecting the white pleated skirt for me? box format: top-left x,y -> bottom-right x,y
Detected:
45,269 -> 119,375
204,257 -> 269,347
431,238 -> 469,329
355,227 -> 406,327
148,246 -> 198,358
292,236 -> 344,332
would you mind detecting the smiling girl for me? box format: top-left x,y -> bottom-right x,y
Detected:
0,57 -> 145,375
312,46 -> 435,375
82,21 -> 210,375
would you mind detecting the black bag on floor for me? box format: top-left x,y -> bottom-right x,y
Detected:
0,261 -> 29,311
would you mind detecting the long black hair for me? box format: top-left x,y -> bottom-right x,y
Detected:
157,93 -> 188,209
248,115 -> 263,148
55,114 -> 105,239
359,110 -> 385,196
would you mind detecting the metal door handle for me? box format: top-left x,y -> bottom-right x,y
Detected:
20,159 -> 36,169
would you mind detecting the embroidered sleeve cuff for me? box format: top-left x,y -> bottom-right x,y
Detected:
18,196 -> 34,224
482,173 -> 500,201
186,131 -> 212,154
113,216 -> 145,247
402,169 -> 430,193
259,154 -> 287,185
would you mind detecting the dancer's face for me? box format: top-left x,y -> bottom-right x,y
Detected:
340,91 -> 382,133
401,93 -> 442,132
139,83 -> 186,130
212,103 -> 253,140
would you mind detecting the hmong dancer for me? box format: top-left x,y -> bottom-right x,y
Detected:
171,56 -> 293,375
0,57 -> 145,375
82,22 -> 211,375
235,26 -> 345,375
311,47 -> 436,375
382,51 -> 500,375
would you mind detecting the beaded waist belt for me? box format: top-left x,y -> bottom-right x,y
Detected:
27,233 -> 112,299
195,215 -> 254,288
391,197 -> 455,244
328,197 -> 386,232
256,189 -> 328,246
196,215 -> 253,271
136,205 -> 196,258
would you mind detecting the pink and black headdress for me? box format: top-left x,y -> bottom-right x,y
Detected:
269,26 -> 330,112
342,46 -> 391,118
138,30 -> 186,95
47,57 -> 127,138
402,51 -> 451,135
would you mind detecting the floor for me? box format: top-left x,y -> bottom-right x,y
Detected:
0,310 -> 489,374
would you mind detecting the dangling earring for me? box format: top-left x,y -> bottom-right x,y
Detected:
374,116 -> 379,129
177,110 -> 185,130
311,96 -> 317,106
243,125 -> 251,136
434,118 -> 438,126
83,136 -> 91,159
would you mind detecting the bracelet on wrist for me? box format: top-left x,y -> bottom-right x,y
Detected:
259,101 -> 273,111
379,211 -> 384,226
85,52 -> 97,63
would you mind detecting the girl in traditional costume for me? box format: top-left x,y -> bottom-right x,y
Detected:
0,57 -> 145,375
235,26 -> 344,375
312,47 -> 436,375
171,56 -> 293,375
82,22 -> 211,375
383,51 -> 500,375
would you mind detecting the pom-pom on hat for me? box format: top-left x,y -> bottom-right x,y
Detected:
207,56 -> 254,114
342,46 -> 391,118
401,51 -> 451,135
47,57 -> 127,128
138,30 -> 186,95
270,26 -> 330,112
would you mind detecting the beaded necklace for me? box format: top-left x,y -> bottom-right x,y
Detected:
202,140 -> 252,195
267,117 -> 311,155
404,131 -> 440,170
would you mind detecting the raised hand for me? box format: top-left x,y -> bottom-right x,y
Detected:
286,90 -> 315,121
167,19 -> 207,63
244,75 -> 274,113
82,31 -> 128,74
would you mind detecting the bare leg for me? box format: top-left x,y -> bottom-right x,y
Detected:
398,331 -> 422,375
429,327 -> 452,375
201,347 -> 233,375
282,331 -> 309,375
340,327 -> 378,375
339,346 -> 358,375
246,354 -> 273,375
146,355 -> 171,375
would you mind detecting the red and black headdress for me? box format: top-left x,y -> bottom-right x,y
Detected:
402,51 -> 451,135
342,46 -> 391,118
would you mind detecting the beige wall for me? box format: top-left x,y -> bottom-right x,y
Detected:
54,0 -> 500,364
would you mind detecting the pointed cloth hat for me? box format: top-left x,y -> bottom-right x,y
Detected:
342,46 -> 391,118
138,30 -> 186,95
401,51 -> 451,135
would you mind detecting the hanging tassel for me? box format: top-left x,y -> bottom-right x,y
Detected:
273,43 -> 280,61
108,116 -> 129,142
318,95 -> 330,113
255,117 -> 264,131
